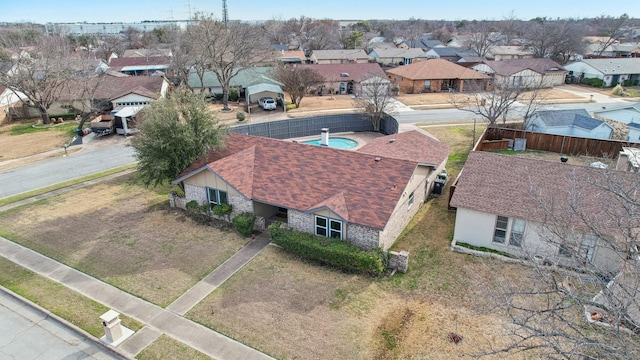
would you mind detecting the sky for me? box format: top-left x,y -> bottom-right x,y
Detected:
1,0 -> 636,24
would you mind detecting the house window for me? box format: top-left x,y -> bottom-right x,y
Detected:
424,80 -> 431,89
509,219 -> 525,247
493,216 -> 509,243
315,215 -> 343,239
207,187 -> 228,207
558,244 -> 572,257
408,191 -> 415,209
579,234 -> 597,262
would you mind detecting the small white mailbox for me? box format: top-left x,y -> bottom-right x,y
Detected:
100,309 -> 123,343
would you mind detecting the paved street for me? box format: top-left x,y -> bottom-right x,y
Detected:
0,289 -> 122,360
0,140 -> 136,199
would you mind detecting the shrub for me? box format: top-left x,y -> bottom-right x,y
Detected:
212,203 -> 232,216
236,111 -> 245,121
285,103 -> 296,110
228,88 -> 239,102
581,77 -> 605,88
185,200 -> 210,223
232,212 -> 256,236
267,222 -> 386,276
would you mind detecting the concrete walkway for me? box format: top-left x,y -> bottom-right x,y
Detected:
0,235 -> 275,360
167,232 -> 273,315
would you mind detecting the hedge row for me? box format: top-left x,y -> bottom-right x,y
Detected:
268,222 -> 386,276
581,77 -> 605,88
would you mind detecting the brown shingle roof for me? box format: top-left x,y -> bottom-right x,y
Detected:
357,130 -> 450,166
387,58 -> 490,80
176,133 -> 422,230
311,49 -> 369,61
450,151 -> 640,238
297,63 -> 387,82
483,58 -> 565,76
108,56 -> 169,71
57,74 -> 165,102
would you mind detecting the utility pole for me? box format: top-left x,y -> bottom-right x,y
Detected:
222,0 -> 229,28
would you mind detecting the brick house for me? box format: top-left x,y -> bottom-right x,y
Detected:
297,63 -> 388,95
173,130 -> 450,250
386,59 -> 490,93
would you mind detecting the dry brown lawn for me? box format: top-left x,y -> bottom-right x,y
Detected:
0,173 -> 249,307
137,335 -> 212,360
287,94 -> 358,113
0,120 -> 72,160
186,125 -> 532,360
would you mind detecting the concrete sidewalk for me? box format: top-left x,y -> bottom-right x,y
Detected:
0,235 -> 275,360
167,232 -> 273,315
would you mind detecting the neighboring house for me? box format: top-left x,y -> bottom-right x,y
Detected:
174,130 -> 450,250
593,102 -> 640,142
450,151 -> 638,274
386,58 -> 490,93
53,74 -> 169,131
564,58 -> 640,87
108,56 -> 171,76
273,50 -> 306,64
309,49 -> 370,64
582,37 -> 618,57
187,67 -> 283,104
298,63 -> 388,95
485,46 -> 534,61
526,109 -> 613,140
122,48 -> 173,58
472,58 -> 567,87
0,86 -> 26,125
368,47 -> 428,66
425,47 -> 478,62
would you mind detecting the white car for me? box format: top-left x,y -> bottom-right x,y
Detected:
259,97 -> 276,110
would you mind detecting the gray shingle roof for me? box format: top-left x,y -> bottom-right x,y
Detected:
574,58 -> 640,75
533,109 -> 604,130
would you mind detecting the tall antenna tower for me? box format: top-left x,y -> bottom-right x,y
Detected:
222,0 -> 229,27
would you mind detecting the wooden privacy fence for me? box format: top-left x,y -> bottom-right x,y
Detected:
476,127 -> 640,159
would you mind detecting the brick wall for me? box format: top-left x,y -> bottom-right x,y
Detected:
184,183 -> 208,205
347,223 -> 380,250
288,209 -> 313,233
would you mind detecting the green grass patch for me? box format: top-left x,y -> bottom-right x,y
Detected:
10,122 -> 78,136
492,149 -> 544,156
454,242 -> 513,258
447,150 -> 469,173
137,335 -> 212,360
0,164 -> 137,208
0,257 -> 143,337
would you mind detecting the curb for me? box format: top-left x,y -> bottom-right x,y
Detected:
0,286 -> 131,360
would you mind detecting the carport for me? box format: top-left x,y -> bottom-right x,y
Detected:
246,83 -> 285,113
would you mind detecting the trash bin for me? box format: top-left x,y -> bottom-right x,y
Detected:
433,179 -> 445,195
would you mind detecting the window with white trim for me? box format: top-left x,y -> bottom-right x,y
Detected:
424,80 -> 431,89
207,187 -> 228,207
493,216 -> 509,243
509,219 -> 525,247
493,216 -> 524,247
408,191 -> 415,209
315,215 -> 343,239
579,234 -> 597,262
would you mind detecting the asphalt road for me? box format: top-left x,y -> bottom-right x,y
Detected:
0,141 -> 136,199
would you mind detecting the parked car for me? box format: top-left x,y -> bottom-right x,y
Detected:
259,97 -> 276,110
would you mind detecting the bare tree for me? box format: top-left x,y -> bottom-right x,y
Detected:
522,18 -> 586,62
591,14 -> 630,55
354,75 -> 395,132
188,15 -> 266,110
304,19 -> 340,51
270,64 -> 323,108
477,169 -> 640,360
0,35 -> 89,124
95,34 -> 125,61
463,21 -> 501,58
449,77 -> 545,126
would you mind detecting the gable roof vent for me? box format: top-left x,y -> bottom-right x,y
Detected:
388,139 -> 396,143
375,157 -> 381,162
341,72 -> 349,77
